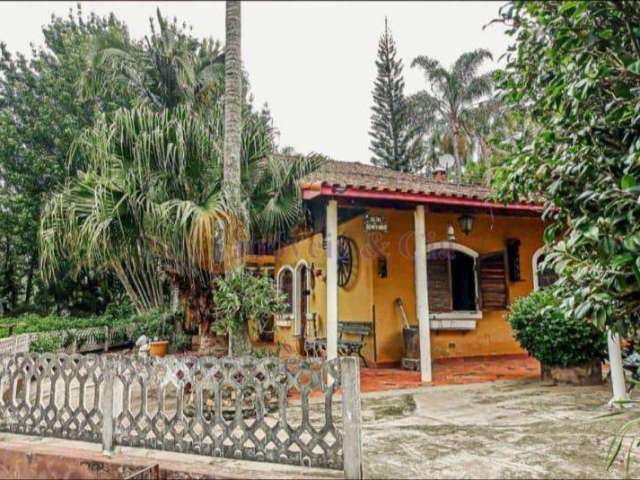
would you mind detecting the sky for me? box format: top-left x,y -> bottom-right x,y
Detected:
0,1 -> 509,164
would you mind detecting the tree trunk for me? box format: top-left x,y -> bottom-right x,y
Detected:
452,124 -> 463,183
229,320 -> 252,357
478,136 -> 492,186
221,0 -> 251,357
223,0 -> 244,271
2,237 -> 17,311
23,253 -> 37,306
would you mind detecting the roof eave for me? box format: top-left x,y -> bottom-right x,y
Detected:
302,184 -> 544,214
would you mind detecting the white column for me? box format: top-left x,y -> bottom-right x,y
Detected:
326,200 -> 338,360
607,330 -> 628,406
414,205 -> 432,383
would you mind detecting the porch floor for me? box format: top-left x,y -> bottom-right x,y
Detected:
360,354 -> 540,394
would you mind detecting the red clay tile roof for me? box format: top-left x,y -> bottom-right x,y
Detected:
299,159 -> 542,212
302,159 -> 491,199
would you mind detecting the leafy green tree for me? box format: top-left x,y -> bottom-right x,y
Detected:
494,1 -> 640,336
410,49 -> 494,182
82,8 -> 225,112
0,6 -> 133,314
40,105 -> 319,327
369,18 -> 421,172
212,268 -> 286,355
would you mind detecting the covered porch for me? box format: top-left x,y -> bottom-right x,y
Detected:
273,159 -> 545,382
358,354 -> 540,393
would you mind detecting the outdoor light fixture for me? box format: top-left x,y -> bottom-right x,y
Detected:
447,224 -> 456,241
458,214 -> 474,236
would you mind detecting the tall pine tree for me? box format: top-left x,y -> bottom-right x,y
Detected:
369,18 -> 421,172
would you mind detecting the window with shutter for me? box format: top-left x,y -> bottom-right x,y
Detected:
427,251 -> 452,312
478,251 -> 509,309
427,247 -> 478,313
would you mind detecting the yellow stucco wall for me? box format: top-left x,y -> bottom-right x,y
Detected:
274,206 -> 545,365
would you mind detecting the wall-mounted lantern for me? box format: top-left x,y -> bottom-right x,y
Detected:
457,214 -> 474,236
447,224 -> 456,242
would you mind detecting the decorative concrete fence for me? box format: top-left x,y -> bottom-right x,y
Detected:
0,334 -> 31,356
0,353 -> 362,479
51,324 -> 138,354
0,324 -> 137,356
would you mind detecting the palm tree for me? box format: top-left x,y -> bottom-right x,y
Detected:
81,9 -> 225,112
53,4 -> 319,349
223,0 -> 243,232
460,97 -> 504,183
410,49 -> 494,182
222,1 -> 247,355
40,105 -> 320,331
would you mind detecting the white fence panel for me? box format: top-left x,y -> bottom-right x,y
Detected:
0,334 -> 31,355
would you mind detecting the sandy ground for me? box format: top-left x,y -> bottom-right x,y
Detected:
360,380 -> 639,479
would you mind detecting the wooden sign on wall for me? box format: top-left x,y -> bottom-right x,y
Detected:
364,213 -> 388,232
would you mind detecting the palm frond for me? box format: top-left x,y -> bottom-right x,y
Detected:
452,48 -> 493,85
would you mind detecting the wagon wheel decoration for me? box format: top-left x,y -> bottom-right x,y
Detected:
337,235 -> 358,288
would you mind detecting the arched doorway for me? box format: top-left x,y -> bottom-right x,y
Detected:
295,261 -> 311,353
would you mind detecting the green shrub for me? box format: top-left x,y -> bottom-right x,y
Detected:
30,335 -> 63,353
170,333 -> 192,353
2,302 -> 194,353
212,269 -> 287,335
507,288 -> 607,367
130,310 -> 175,341
0,303 -> 135,339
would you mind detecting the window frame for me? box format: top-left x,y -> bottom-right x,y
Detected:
276,265 -> 295,320
426,241 -> 481,319
532,246 -> 558,290
294,260 -> 311,336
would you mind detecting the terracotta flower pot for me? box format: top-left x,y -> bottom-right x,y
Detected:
149,340 -> 169,358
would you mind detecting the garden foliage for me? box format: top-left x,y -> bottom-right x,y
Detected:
507,288 -> 606,367
495,1 -> 640,335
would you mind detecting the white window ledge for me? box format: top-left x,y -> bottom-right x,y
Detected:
430,311 -> 482,320
429,311 -> 481,331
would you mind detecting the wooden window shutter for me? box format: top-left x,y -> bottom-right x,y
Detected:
427,250 -> 452,312
478,251 -> 509,310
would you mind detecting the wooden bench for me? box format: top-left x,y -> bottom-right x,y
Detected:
304,319 -> 374,367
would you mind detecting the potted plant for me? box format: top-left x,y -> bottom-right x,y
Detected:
136,311 -> 173,358
507,287 -> 607,385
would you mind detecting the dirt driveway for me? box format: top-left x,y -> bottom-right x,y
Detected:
360,380 -> 639,479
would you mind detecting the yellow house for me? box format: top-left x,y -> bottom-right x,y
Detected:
270,159 -> 550,381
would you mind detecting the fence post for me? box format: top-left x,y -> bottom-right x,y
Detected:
101,360 -> 115,455
341,357 -> 363,480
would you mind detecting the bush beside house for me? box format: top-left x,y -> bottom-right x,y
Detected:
508,288 -> 607,385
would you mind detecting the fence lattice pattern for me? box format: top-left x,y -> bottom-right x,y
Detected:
0,353 -> 347,470
0,354 -> 105,442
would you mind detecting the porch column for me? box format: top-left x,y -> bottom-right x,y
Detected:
414,205 -> 432,383
607,330 -> 628,406
326,199 -> 338,360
